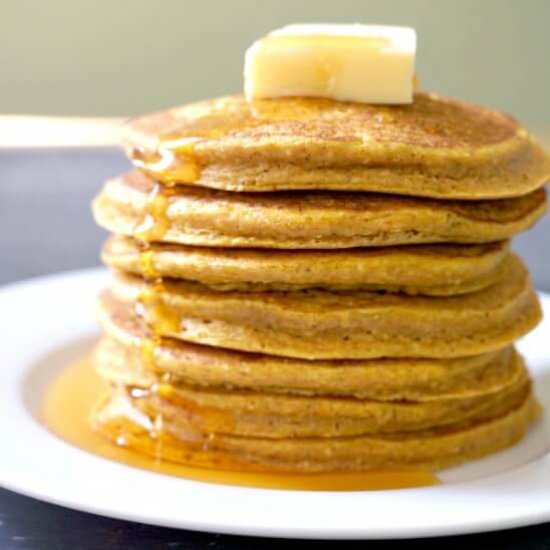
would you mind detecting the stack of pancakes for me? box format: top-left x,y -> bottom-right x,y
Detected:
92,93 -> 549,472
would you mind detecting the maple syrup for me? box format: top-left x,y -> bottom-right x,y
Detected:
41,356 -> 440,491
132,182 -> 181,373
128,96 -> 345,185
133,182 -> 176,243
132,138 -> 201,184
136,281 -> 181,336
138,247 -> 160,281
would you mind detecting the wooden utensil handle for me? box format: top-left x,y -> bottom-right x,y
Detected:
0,115 -> 126,148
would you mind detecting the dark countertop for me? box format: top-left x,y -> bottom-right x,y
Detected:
1,149 -> 549,549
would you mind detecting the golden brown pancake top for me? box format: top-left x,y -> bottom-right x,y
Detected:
126,93 -> 550,198
130,92 -> 517,149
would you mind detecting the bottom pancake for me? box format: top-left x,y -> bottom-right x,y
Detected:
92,389 -> 540,472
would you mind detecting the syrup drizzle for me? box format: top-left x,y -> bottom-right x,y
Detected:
132,186 -> 176,457
128,97 -> 345,185
134,182 -> 175,243
132,181 -> 179,366
132,138 -> 201,184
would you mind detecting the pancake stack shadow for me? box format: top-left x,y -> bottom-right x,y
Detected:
91,93 -> 549,472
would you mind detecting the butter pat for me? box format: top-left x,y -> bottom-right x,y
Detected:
244,24 -> 416,104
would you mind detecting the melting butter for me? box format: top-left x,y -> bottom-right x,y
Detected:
244,24 -> 417,104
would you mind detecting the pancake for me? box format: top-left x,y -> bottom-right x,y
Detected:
92,387 -> 540,472
136,378 -> 530,439
105,254 -> 542,360
95,343 -> 530,438
125,93 -> 550,199
97,303 -> 526,401
109,377 -> 530,439
102,236 -> 511,295
92,172 -> 547,249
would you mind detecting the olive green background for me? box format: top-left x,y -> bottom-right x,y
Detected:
2,0 -> 549,132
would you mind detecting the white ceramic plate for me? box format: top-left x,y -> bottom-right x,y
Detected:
1,268 -> 550,540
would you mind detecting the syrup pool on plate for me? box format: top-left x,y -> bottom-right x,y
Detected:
42,355 -> 440,491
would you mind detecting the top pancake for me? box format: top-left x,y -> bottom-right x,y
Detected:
126,93 -> 550,199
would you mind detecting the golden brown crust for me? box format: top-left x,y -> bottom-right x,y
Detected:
125,93 -> 550,198
92,388 -> 541,472
105,254 -> 542,359
130,378 -> 530,438
95,302 -> 526,401
92,172 -> 548,249
101,236 -> 511,295
129,93 -> 520,150
94,324 -> 530,438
